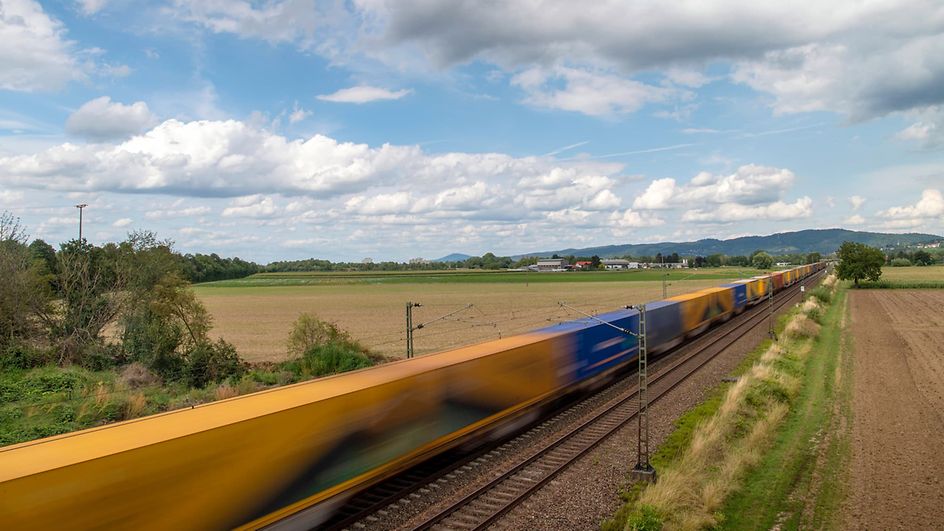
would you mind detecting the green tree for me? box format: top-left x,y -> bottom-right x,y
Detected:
590,255 -> 601,269
912,250 -> 933,266
805,252 -> 822,264
29,239 -> 57,274
751,251 -> 774,269
0,212 -> 53,352
836,241 -> 884,286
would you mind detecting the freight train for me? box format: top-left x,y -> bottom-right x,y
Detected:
0,263 -> 824,530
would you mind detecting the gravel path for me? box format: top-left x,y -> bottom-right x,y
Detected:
842,290 -> 944,530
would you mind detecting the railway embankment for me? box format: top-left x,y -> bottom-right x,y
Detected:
605,274 -> 844,530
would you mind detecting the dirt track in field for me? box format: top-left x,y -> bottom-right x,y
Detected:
196,280 -> 726,362
844,290 -> 944,529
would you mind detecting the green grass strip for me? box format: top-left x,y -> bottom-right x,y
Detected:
719,288 -> 850,530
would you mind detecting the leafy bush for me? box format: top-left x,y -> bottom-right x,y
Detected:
122,305 -> 186,380
79,342 -> 124,371
1,342 -> 52,370
184,339 -> 244,388
890,258 -> 912,267
287,313 -> 353,358
283,343 -> 373,378
809,286 -> 833,305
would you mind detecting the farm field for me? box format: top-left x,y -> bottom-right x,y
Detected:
203,267 -> 765,287
194,268 -> 763,362
880,264 -> 944,281
844,290 -> 944,529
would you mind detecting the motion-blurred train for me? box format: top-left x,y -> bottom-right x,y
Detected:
0,263 -> 824,530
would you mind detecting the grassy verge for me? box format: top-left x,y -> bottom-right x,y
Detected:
603,275 -> 845,530
720,283 -> 850,529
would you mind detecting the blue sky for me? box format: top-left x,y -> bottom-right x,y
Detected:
1,0 -> 943,262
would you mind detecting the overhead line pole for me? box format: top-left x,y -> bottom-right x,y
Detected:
405,301 -> 420,358
630,303 -> 656,482
559,301 -> 655,482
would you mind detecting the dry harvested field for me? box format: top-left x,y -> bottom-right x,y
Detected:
195,278 -> 734,362
844,290 -> 944,529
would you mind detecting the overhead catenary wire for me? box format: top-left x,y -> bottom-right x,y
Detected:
557,301 -> 639,337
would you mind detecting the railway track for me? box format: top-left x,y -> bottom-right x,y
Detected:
324,272 -> 824,531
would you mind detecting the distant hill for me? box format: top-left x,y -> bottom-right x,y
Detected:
433,253 -> 473,262
514,229 -> 942,259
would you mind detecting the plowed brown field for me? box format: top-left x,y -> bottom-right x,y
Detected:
196,280 -> 726,362
844,290 -> 944,529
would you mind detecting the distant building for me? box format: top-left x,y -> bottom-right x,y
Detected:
574,260 -> 593,269
537,258 -> 568,271
602,259 -> 639,270
646,261 -> 685,269
775,261 -> 790,267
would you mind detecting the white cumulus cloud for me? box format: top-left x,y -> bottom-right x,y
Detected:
66,96 -> 158,140
682,197 -> 813,223
849,195 -> 866,211
0,0 -> 80,91
511,66 -> 674,117
878,189 -> 944,222
633,165 -> 795,210
222,195 -> 279,218
610,208 -> 664,228
288,101 -> 311,123
317,85 -> 412,104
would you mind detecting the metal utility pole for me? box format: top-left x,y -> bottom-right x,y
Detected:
75,203 -> 87,241
661,255 -> 668,299
630,303 -> 657,482
405,301 -> 421,358
767,280 -> 776,339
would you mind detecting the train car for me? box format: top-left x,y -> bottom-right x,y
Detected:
666,286 -> 737,338
769,271 -> 785,292
719,282 -> 748,314
643,300 -> 684,354
539,308 -> 639,383
742,276 -> 770,305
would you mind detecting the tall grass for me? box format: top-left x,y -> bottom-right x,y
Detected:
606,274 -> 839,530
